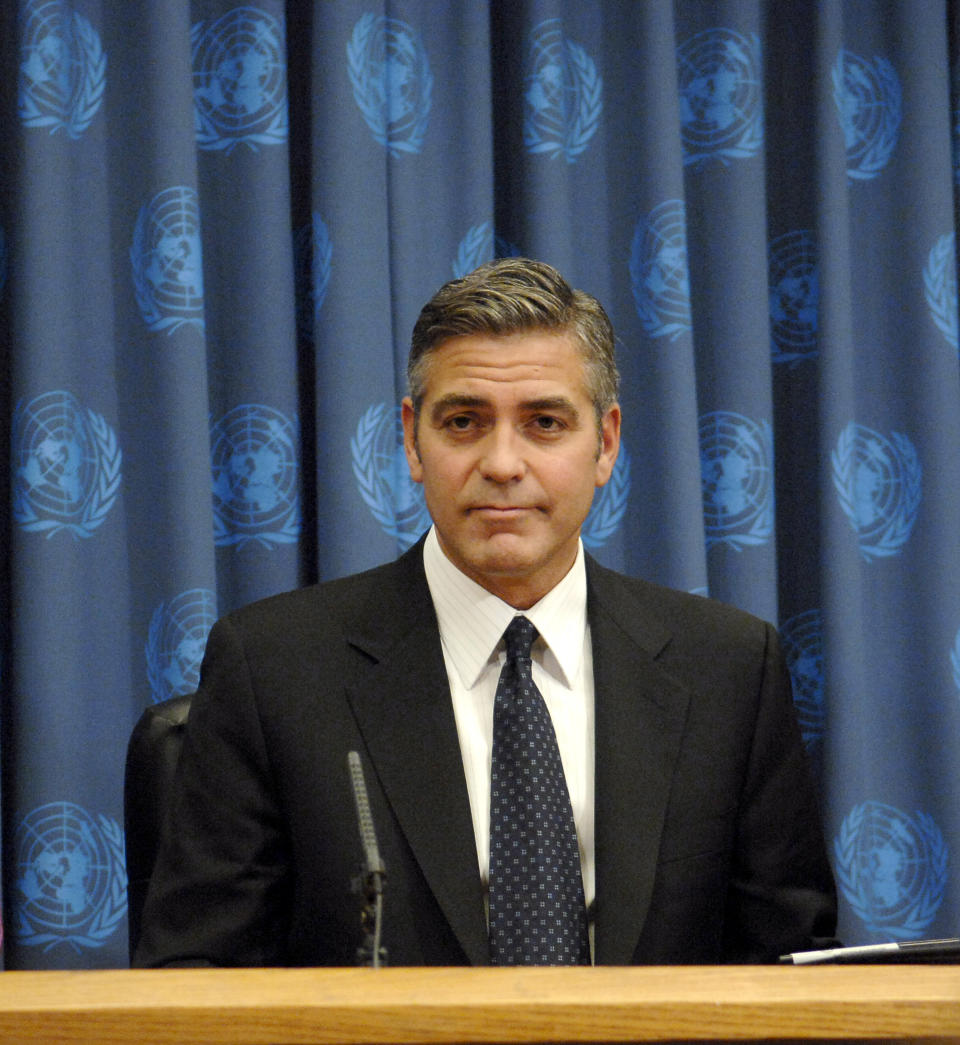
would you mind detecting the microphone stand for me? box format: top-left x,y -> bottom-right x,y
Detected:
355,865 -> 386,969
348,751 -> 388,968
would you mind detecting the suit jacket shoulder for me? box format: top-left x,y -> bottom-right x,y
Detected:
584,555 -> 775,690
220,541 -> 434,657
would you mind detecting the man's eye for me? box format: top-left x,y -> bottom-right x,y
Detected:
532,416 -> 563,431
447,415 -> 475,430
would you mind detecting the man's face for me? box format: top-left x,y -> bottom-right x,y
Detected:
401,331 -> 620,609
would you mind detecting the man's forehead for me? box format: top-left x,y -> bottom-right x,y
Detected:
420,331 -> 588,387
430,328 -> 575,354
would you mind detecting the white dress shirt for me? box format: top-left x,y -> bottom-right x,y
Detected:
422,525 -> 596,912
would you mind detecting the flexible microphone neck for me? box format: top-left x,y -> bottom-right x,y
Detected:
347,750 -> 387,967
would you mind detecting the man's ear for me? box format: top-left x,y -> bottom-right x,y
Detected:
594,403 -> 621,487
401,397 -> 423,482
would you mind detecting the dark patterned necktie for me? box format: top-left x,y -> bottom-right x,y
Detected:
488,615 -> 590,965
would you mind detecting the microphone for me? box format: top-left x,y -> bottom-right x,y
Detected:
780,937 -> 960,964
347,750 -> 387,967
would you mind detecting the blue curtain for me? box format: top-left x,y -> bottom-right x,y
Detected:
3,0 -> 959,969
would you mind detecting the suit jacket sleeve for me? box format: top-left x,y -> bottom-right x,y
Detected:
721,621 -> 837,960
134,612 -> 293,967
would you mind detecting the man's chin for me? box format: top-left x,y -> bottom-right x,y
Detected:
475,534 -> 535,569
453,530 -> 540,577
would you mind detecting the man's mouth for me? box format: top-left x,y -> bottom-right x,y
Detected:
467,505 -> 540,516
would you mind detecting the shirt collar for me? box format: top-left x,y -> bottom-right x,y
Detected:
422,525 -> 588,690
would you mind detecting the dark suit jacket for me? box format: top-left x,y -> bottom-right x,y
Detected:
134,541 -> 837,967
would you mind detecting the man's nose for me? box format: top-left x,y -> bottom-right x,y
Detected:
478,426 -> 526,482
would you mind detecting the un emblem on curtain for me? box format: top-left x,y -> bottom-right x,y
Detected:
12,803 -> 126,953
348,13 -> 433,156
18,0 -> 106,140
210,405 -> 301,549
13,391 -> 122,540
835,802 -> 947,940
131,187 -> 205,334
677,29 -> 763,169
146,589 -> 218,705
523,19 -> 602,164
831,424 -> 921,561
192,7 -> 288,152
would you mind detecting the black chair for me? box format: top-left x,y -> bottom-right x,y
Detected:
123,692 -> 192,961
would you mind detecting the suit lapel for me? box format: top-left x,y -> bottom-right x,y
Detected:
587,559 -> 691,965
344,544 -> 489,965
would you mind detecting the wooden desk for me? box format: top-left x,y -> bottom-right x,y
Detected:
0,965 -> 957,1044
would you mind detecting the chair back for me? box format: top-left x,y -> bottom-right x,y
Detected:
123,692 -> 192,960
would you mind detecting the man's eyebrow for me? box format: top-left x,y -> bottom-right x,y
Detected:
521,395 -> 579,415
429,394 -> 489,422
429,393 -> 581,421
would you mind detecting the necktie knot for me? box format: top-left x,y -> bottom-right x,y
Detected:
503,615 -> 538,664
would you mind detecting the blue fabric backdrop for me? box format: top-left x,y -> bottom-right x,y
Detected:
2,0 -> 959,969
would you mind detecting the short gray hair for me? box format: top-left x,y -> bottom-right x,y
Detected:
408,258 -> 619,423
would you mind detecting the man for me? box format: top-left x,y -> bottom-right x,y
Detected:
134,258 -> 837,967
